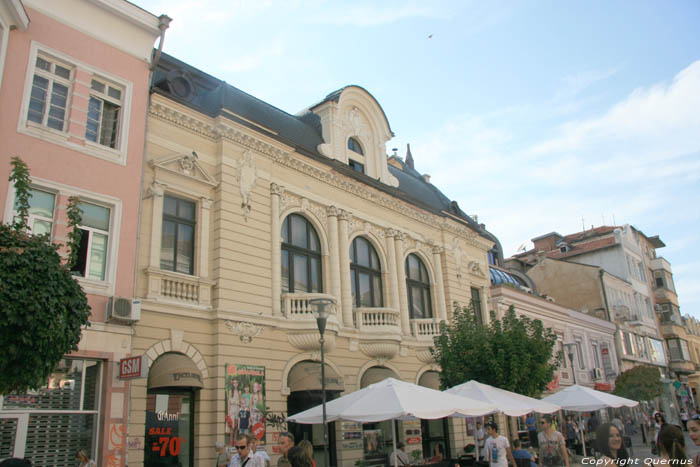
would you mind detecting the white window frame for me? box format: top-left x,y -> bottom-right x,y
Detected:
574,337 -> 586,370
3,177 -> 121,296
73,200 -> 112,282
18,41 -> 133,166
85,77 -> 124,149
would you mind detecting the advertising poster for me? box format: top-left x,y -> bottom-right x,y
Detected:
226,363 -> 266,445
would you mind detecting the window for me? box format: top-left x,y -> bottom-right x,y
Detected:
350,237 -> 382,307
649,338 -> 667,365
470,287 -> 483,325
347,137 -> 364,155
575,340 -> 585,369
405,253 -> 432,319
160,195 -> 196,275
85,78 -> 122,148
622,331 -> 634,356
638,262 -> 646,281
655,272 -> 665,288
349,159 -> 365,174
13,188 -> 56,236
635,335 -> 649,360
27,55 -> 72,131
667,338 -> 691,362
591,342 -> 601,368
71,201 -> 111,281
281,214 -> 322,293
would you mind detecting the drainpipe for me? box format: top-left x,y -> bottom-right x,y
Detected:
150,15 -> 172,72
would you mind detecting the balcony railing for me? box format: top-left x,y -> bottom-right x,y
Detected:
412,319 -> 442,340
145,267 -> 214,307
355,307 -> 401,333
282,293 -> 336,319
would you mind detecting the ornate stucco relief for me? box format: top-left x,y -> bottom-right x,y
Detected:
235,149 -> 257,220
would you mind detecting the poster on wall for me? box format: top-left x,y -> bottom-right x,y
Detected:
226,364 -> 266,446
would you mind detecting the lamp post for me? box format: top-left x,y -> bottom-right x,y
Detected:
563,343 -> 577,385
310,297 -> 336,467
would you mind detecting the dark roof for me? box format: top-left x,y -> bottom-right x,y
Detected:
151,52 -> 495,240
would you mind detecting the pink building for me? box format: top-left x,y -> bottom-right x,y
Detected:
0,1 -> 166,465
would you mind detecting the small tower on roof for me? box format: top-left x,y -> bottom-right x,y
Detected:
405,143 -> 414,169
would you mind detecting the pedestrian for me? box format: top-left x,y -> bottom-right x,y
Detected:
389,441 -> 411,467
215,441 -> 231,467
525,414 -> 538,448
277,432 -> 295,467
538,415 -> 569,467
564,415 -> 578,451
586,413 -> 599,433
297,440 -> 315,467
681,410 -> 689,431
657,424 -> 687,464
511,439 -> 536,467
484,422 -> 516,467
76,449 -> 96,467
229,434 -> 264,467
686,414 -> 700,465
594,423 -> 629,465
476,421 -> 487,459
286,445 -> 312,467
251,438 -> 271,467
651,412 -> 666,455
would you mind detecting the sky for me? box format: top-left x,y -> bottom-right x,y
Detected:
134,0 -> 700,317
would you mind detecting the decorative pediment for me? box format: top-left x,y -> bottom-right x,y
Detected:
150,151 -> 218,188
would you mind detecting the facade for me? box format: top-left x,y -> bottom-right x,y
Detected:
488,267 -> 619,392
126,53 -> 499,467
684,317 -> 700,402
0,1 -> 164,465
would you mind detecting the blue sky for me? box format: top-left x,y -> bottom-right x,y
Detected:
135,0 -> 700,317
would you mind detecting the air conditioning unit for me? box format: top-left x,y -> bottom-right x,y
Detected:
591,368 -> 604,380
106,297 -> 141,323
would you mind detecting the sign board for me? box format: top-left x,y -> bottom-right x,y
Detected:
119,355 -> 148,379
595,382 -> 613,392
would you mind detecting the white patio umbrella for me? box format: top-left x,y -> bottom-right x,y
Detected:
287,377 -> 498,465
540,384 -> 638,412
445,380 -> 561,416
541,384 -> 638,457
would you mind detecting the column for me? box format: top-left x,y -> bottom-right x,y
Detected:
327,206 -> 343,325
394,232 -> 410,334
148,181 -> 166,268
338,210 -> 353,328
385,229 -> 401,311
432,245 -> 448,322
197,197 -> 212,278
271,183 -> 283,316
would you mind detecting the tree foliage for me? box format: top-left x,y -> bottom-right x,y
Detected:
0,157 -> 91,393
613,365 -> 663,401
432,304 -> 560,397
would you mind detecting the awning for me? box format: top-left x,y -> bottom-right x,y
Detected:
361,367 -> 397,388
418,371 -> 441,390
148,353 -> 204,389
288,361 -> 344,392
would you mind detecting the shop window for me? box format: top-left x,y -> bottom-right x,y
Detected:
405,254 -> 432,319
281,214 -> 322,293
161,195 -> 196,275
350,236 -> 383,307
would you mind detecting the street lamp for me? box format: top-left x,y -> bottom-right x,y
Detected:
563,343 -> 577,385
309,297 -> 336,467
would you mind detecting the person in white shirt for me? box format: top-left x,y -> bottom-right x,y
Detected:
484,422 -> 516,467
389,441 -> 411,466
229,433 -> 265,467
251,438 -> 271,467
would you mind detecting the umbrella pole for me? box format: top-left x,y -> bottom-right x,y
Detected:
393,419 -> 398,467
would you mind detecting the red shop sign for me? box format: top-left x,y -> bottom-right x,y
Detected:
119,355 -> 148,379
406,437 -> 421,445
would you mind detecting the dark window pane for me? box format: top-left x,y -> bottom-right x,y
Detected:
370,248 -> 380,270
422,289 -> 432,318
176,224 -> 193,274
160,220 -> 176,271
411,287 -> 425,319
373,275 -> 383,307
281,250 -> 289,293
293,254 -> 309,292
309,227 -> 319,252
311,258 -> 321,293
164,196 -> 177,216
100,101 -> 120,148
356,237 -> 370,267
71,229 -> 89,277
281,217 -> 289,243
178,198 -> 195,221
359,272 -> 371,307
351,274 -> 357,306
407,255 -> 420,280
291,215 -> 307,248
54,64 -> 71,79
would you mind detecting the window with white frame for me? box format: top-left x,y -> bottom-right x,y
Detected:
622,331 -> 635,356
591,342 -> 601,368
71,201 -> 111,281
85,78 -> 123,149
575,339 -> 585,369
27,54 -> 73,131
13,188 -> 56,236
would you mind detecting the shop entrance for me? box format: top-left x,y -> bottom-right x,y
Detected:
144,353 -> 203,467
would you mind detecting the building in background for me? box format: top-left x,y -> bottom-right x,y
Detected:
0,1 -> 165,465
684,317 -> 700,404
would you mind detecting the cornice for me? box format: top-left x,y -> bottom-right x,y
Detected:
149,100 -> 484,247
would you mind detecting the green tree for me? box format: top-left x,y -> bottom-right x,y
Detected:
613,365 -> 663,401
0,157 -> 91,394
432,304 -> 560,397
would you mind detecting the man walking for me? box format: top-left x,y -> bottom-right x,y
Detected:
277,432 -> 295,467
538,415 -> 569,467
229,434 -> 264,467
484,422 -> 516,467
476,421 -> 487,459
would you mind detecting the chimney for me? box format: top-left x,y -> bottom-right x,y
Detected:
391,148 -> 398,158
405,143 -> 414,169
423,174 -> 431,183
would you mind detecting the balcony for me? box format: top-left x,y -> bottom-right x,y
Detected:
655,287 -> 678,302
145,267 -> 214,307
355,307 -> 402,360
412,318 -> 442,341
658,312 -> 687,339
669,360 -> 696,375
651,257 -> 673,274
283,292 -> 339,354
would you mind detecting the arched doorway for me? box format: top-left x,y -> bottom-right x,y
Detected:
144,353 -> 203,467
418,371 -> 450,461
359,366 -> 400,466
286,361 -> 344,467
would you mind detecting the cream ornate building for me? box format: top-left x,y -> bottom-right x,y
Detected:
126,53 -> 498,467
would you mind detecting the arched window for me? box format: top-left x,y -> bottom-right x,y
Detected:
347,137 -> 364,155
350,237 -> 383,307
405,253 -> 432,319
282,214 -> 322,293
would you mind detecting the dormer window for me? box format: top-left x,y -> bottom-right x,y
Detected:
349,159 -> 364,174
348,137 -> 364,155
